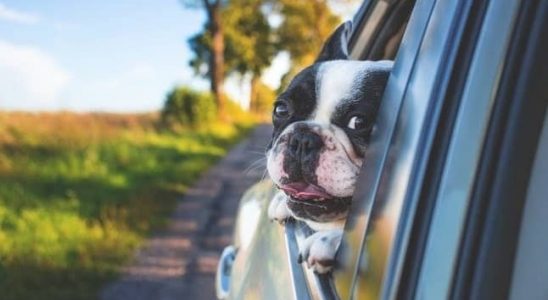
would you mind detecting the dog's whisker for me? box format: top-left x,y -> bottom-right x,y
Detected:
246,150 -> 267,155
244,158 -> 267,175
260,168 -> 269,181
245,165 -> 267,176
244,159 -> 266,172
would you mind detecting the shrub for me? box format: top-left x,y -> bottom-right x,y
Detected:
161,87 -> 217,128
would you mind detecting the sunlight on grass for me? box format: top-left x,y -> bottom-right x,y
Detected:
0,112 -> 254,300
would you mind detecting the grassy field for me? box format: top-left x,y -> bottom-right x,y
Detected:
0,112 -> 254,300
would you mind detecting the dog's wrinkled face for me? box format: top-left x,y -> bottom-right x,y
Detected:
266,22 -> 392,223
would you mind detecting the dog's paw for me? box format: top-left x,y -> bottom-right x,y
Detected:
298,229 -> 343,274
268,191 -> 292,224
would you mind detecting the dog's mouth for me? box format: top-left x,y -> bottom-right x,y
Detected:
279,182 -> 333,202
280,182 -> 351,223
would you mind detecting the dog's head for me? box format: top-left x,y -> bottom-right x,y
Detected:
266,21 -> 392,223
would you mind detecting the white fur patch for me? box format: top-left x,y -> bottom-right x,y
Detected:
299,229 -> 344,274
267,191 -> 292,222
313,60 -> 367,124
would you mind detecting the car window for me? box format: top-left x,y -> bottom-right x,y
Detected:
286,0 -> 416,298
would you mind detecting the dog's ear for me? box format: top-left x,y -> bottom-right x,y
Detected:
315,21 -> 352,63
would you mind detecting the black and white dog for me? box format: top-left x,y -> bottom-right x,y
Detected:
266,21 -> 392,273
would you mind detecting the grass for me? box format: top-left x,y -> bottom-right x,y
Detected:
0,111 -> 254,300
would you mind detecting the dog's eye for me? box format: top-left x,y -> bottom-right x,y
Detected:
273,102 -> 290,118
347,116 -> 366,130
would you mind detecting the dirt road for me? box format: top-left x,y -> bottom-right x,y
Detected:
101,124 -> 272,300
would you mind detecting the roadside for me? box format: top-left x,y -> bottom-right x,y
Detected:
101,124 -> 273,300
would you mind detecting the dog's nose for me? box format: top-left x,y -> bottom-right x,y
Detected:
288,131 -> 324,161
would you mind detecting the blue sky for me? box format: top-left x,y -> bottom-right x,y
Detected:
0,1 -> 357,112
0,0 -> 211,111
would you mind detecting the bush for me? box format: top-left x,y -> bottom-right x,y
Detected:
161,87 -> 217,128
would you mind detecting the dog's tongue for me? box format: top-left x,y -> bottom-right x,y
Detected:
280,182 -> 331,200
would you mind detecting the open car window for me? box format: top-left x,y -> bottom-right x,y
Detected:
282,0 -> 417,298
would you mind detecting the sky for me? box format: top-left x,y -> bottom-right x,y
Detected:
0,0 -> 212,112
0,1 -> 357,112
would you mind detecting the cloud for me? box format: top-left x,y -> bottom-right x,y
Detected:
0,3 -> 40,24
0,40 -> 70,109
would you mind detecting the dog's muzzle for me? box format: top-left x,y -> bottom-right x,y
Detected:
282,125 -> 324,185
267,122 -> 362,222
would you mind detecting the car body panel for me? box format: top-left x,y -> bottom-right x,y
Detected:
226,180 -> 314,300
227,180 -> 292,300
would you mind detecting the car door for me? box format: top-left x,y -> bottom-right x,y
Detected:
416,1 -> 548,299
218,0 -> 546,299
341,0 -> 547,299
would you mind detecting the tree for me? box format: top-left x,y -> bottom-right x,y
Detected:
223,0 -> 276,113
186,0 -> 343,112
189,0 -> 276,114
274,0 -> 341,91
182,0 -> 227,119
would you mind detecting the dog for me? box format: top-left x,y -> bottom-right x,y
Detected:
266,21 -> 392,273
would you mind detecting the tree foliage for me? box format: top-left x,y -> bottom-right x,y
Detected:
189,0 -> 276,114
185,0 -> 343,114
276,0 -> 341,67
161,87 -> 217,128
226,1 -> 276,75
273,0 -> 341,92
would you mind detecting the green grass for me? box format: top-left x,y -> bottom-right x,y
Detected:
0,112 -> 254,300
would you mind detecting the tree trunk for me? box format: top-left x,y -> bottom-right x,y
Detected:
208,2 -> 227,120
249,74 -> 260,113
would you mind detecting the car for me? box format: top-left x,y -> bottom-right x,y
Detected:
215,0 -> 548,299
